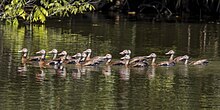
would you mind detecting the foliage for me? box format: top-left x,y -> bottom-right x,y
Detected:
1,0 -> 95,25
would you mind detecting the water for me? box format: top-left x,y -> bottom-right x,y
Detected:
0,13 -> 220,109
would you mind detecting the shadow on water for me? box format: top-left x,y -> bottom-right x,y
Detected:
0,13 -> 219,109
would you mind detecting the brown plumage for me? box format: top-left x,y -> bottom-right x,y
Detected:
18,48 -> 28,64
179,55 -> 209,65
110,54 -> 131,67
83,54 -> 112,66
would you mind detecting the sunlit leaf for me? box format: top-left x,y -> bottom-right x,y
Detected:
40,7 -> 49,16
13,18 -> 19,25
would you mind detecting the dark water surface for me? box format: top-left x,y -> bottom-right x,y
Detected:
0,14 -> 220,109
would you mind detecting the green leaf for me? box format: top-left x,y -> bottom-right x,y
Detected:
13,18 -> 19,25
40,7 -> 48,16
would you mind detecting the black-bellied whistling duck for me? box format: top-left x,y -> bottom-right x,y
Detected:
83,49 -> 92,61
164,50 -> 184,63
166,50 -> 186,63
83,54 -> 112,66
18,48 -> 46,63
30,50 -> 46,61
179,55 -> 209,65
18,48 -> 28,64
108,50 -> 130,66
53,50 -> 68,65
119,49 -> 131,56
104,54 -> 112,65
147,53 -> 175,66
110,54 -> 131,67
129,56 -> 149,65
48,49 -> 58,60
165,50 -> 175,62
70,53 -> 82,66
36,49 -> 46,68
46,49 -> 59,65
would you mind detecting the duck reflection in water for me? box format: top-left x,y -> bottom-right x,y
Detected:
72,67 -> 82,79
36,68 -> 46,81
102,65 -> 112,77
119,67 -> 130,81
146,66 -> 156,80
55,65 -> 67,78
17,63 -> 28,76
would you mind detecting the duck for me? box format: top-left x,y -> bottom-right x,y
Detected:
165,50 -> 175,62
119,49 -> 131,56
35,49 -> 47,68
57,51 -> 69,65
46,49 -> 59,65
147,53 -> 175,66
46,50 -> 68,66
48,49 -> 58,60
83,54 -> 112,66
18,48 -> 47,64
107,50 -> 131,66
158,50 -> 177,66
82,49 -> 92,61
18,48 -> 29,64
179,55 -> 209,65
165,50 -> 187,63
109,54 -> 131,67
129,55 -> 150,65
70,53 -> 83,66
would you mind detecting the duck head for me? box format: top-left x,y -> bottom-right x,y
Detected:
83,49 -> 92,54
58,51 -> 67,56
48,49 -> 58,60
72,53 -> 82,59
179,55 -> 189,65
120,54 -> 131,60
18,48 -> 28,58
165,50 -> 175,55
48,49 -> 58,54
104,54 -> 112,65
18,48 -> 28,53
36,49 -> 46,60
179,55 -> 189,61
147,53 -> 157,58
105,54 -> 112,60
119,50 -> 131,55
36,49 -> 46,54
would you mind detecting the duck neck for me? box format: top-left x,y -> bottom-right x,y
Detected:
80,57 -> 86,62
184,59 -> 188,65
169,54 -> 174,61
53,53 -> 57,60
41,53 -> 46,60
86,52 -> 91,61
151,57 -> 156,66
23,52 -> 28,58
106,59 -> 112,65
59,56 -> 66,64
125,60 -> 130,67
76,57 -> 82,66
